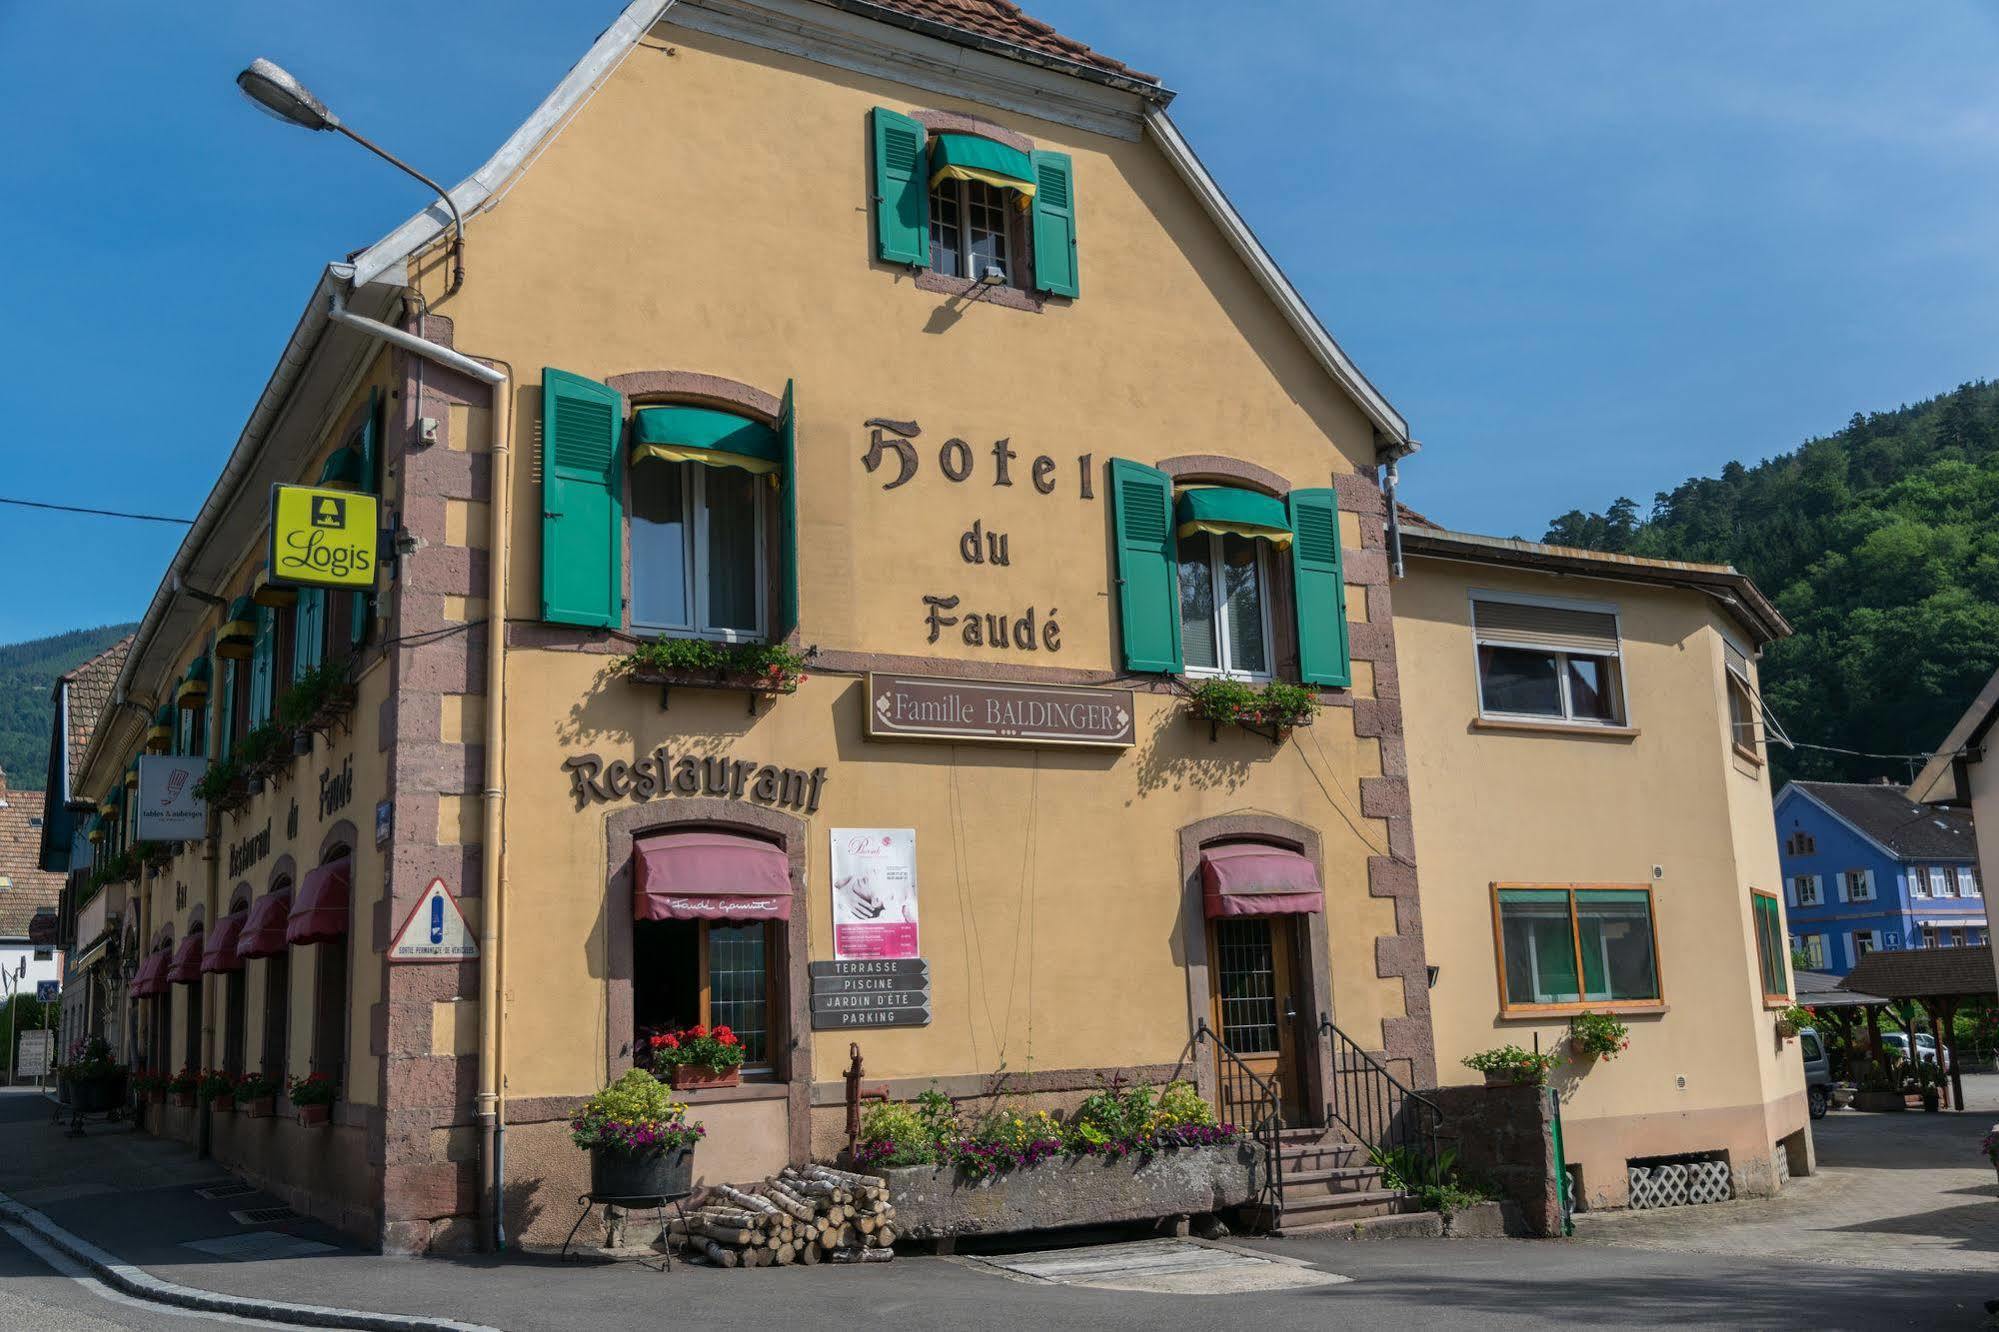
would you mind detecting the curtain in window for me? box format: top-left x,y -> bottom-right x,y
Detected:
705,467 -> 761,633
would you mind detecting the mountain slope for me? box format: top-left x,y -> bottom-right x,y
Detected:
1541,380 -> 1999,787
0,624 -> 138,788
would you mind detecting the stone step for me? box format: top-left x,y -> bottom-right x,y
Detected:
1268,1189 -> 1411,1234
1277,1166 -> 1385,1200
1277,1142 -> 1366,1172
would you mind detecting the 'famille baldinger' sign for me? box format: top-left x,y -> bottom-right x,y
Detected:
865,674 -> 1135,749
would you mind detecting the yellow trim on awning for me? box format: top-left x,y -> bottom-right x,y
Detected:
1175,518 -> 1294,550
176,679 -> 209,707
631,442 -> 782,476
145,726 -> 173,750
930,163 -> 1036,208
252,570 -> 297,608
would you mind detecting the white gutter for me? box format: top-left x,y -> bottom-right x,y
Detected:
328,289 -> 504,386
1142,107 -> 1410,449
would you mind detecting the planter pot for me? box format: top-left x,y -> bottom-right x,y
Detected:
211,1094 -> 236,1113
1568,1038 -> 1598,1060
1921,1091 -> 1941,1113
146,1090 -> 165,1106
1775,1019 -> 1799,1040
296,1103 -> 331,1126
1483,1070 -> 1541,1088
171,1092 -> 195,1109
69,1077 -> 121,1115
291,731 -> 313,757
241,1096 -> 275,1119
589,1145 -> 695,1205
884,1142 -> 1265,1240
668,1064 -> 741,1091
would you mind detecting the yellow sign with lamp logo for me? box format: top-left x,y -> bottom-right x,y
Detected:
269,484 -> 379,589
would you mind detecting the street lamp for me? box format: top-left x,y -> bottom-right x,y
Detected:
235,57 -> 466,293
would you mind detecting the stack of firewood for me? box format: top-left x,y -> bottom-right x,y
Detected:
665,1164 -> 896,1268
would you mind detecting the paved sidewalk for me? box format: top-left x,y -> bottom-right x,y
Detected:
1576,1097 -> 1999,1272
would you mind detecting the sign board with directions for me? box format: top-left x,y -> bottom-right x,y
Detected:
269,484 -> 379,590
809,956 -> 931,1029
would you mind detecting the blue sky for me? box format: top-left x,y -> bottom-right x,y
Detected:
3,1 -> 1996,643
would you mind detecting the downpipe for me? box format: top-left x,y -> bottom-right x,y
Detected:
1381,439 -> 1420,579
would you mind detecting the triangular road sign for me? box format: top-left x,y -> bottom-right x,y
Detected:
389,878 -> 479,961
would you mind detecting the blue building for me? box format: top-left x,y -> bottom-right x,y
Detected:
1773,780 -> 1985,976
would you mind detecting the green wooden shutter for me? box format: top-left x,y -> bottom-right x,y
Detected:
248,605 -> 275,727
1110,458 -> 1181,674
1030,151 -> 1079,298
294,589 -> 324,678
218,665 -> 237,761
776,379 -> 800,641
870,107 -> 929,268
541,368 -> 624,628
1288,488 -> 1352,687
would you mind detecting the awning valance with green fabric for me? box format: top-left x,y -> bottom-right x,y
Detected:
123,762 -> 140,791
86,813 -> 105,844
317,447 -> 363,490
252,567 -> 297,608
929,133 -> 1036,207
176,656 -> 210,709
1175,487 -> 1294,549
145,704 -> 174,752
630,406 -> 783,476
215,596 -> 257,659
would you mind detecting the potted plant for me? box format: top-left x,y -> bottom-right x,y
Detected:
193,755 -> 245,809
168,1067 -> 199,1108
57,1036 -> 126,1114
1916,1059 -> 1944,1113
617,640 -> 808,698
1775,1004 -> 1811,1041
1982,1129 -> 1999,1185
1462,1044 -> 1561,1087
288,1072 -> 337,1125
131,1069 -> 168,1105
1185,678 -> 1320,738
235,1070 -> 280,1118
650,1025 -> 748,1090
1568,1011 -> 1630,1062
198,1069 -> 236,1112
571,1069 -> 704,1204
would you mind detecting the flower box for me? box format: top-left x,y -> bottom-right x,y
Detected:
668,1064 -> 741,1091
297,1103 -> 330,1126
590,1145 -> 695,1205
171,1092 -> 195,1109
212,1094 -> 236,1113
241,1096 -> 275,1119
629,667 -> 801,698
881,1143 -> 1264,1240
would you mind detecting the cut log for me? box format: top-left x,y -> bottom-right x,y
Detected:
830,1246 -> 894,1264
807,1164 -> 888,1190
875,1226 -> 897,1247
773,1243 -> 794,1266
718,1184 -> 780,1217
688,1207 -> 759,1228
696,1238 -> 739,1268
693,1222 -> 751,1246
797,1240 -> 821,1265
856,1215 -> 877,1235
764,1183 -> 816,1220
819,1228 -> 842,1252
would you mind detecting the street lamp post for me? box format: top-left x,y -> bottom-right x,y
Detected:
235,58 -> 466,294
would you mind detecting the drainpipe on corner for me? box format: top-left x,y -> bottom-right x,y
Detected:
1381,439 -> 1421,580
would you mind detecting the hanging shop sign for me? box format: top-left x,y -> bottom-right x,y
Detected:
809,959 -> 931,1029
268,484 -> 379,590
388,878 -> 479,962
865,673 -> 1135,749
831,829 -> 919,961
136,755 -> 208,840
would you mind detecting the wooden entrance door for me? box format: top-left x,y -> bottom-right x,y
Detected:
1209,915 -> 1305,1123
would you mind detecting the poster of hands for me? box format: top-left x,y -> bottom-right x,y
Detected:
831,828 -> 919,960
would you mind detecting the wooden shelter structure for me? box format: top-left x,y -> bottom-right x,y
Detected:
1842,945 -> 1996,1111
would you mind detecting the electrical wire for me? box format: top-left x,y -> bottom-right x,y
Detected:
0,496 -> 193,525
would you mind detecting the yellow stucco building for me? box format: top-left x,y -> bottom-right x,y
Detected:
1396,525 -> 1810,1210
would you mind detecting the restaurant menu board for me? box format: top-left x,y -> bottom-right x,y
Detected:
830,828 -> 919,960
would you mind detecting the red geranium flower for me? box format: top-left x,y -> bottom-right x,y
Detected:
661,1035 -> 680,1049
691,1024 -> 708,1039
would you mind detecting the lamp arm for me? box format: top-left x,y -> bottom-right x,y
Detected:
335,124 -> 466,293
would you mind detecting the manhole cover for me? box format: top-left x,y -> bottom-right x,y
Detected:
229,1206 -> 301,1225
971,1239 -> 1348,1294
183,1231 -> 338,1261
196,1182 -> 259,1200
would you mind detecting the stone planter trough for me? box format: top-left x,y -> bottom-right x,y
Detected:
882,1142 -> 1264,1240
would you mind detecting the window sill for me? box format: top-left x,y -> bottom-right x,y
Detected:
913,270 -> 1046,313
1497,1002 -> 1668,1019
673,1080 -> 791,1107
1733,742 -> 1765,770
1472,716 -> 1640,740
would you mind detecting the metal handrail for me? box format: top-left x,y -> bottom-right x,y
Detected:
1196,1018 -> 1285,1214
1317,1014 -> 1444,1183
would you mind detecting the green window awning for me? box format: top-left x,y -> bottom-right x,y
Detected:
177,656 -> 211,708
318,446 -> 363,490
216,596 -> 257,659
929,133 -> 1036,206
630,406 -> 782,476
1175,487 -> 1294,549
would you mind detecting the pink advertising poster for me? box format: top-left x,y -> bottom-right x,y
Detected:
831,828 -> 920,960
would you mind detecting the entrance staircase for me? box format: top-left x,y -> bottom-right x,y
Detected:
1198,1016 -> 1444,1236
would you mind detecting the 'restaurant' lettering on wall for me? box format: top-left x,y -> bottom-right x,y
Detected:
862,416 -> 1092,654
564,748 -> 828,814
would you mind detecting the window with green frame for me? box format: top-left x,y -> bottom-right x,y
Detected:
1493,885 -> 1661,1012
1751,889 -> 1788,1001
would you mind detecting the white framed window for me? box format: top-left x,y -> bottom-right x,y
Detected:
1852,929 -> 1881,958
1791,875 -> 1822,907
1722,635 -> 1758,756
929,177 -> 1020,285
1958,866 -> 1981,898
1799,934 -> 1827,969
629,461 -> 768,642
1909,868 -> 1929,899
1178,532 -> 1275,680
1950,928 -> 1966,947
1931,866 -> 1955,898
1470,592 -> 1627,726
1920,926 -> 1939,949
1842,869 -> 1874,903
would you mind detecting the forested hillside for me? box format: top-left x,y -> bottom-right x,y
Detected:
0,624 -> 136,788
1542,380 -> 1999,787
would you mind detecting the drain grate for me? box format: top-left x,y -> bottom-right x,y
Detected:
196,1182 -> 259,1200
229,1206 -> 300,1225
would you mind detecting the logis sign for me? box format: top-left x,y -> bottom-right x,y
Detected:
268,483 -> 379,590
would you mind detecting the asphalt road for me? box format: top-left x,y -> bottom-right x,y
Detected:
0,1223 -> 292,1331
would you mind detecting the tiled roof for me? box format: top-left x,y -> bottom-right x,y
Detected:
59,636 -> 131,789
0,780 -> 62,941
1794,781 -> 1978,860
1842,945 -> 1995,1000
843,0 -> 1156,82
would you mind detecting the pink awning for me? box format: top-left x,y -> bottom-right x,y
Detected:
200,910 -> 248,975
166,931 -> 205,985
130,950 -> 167,997
237,891 -> 293,960
635,831 -> 791,922
1201,843 -> 1323,918
288,857 -> 351,946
